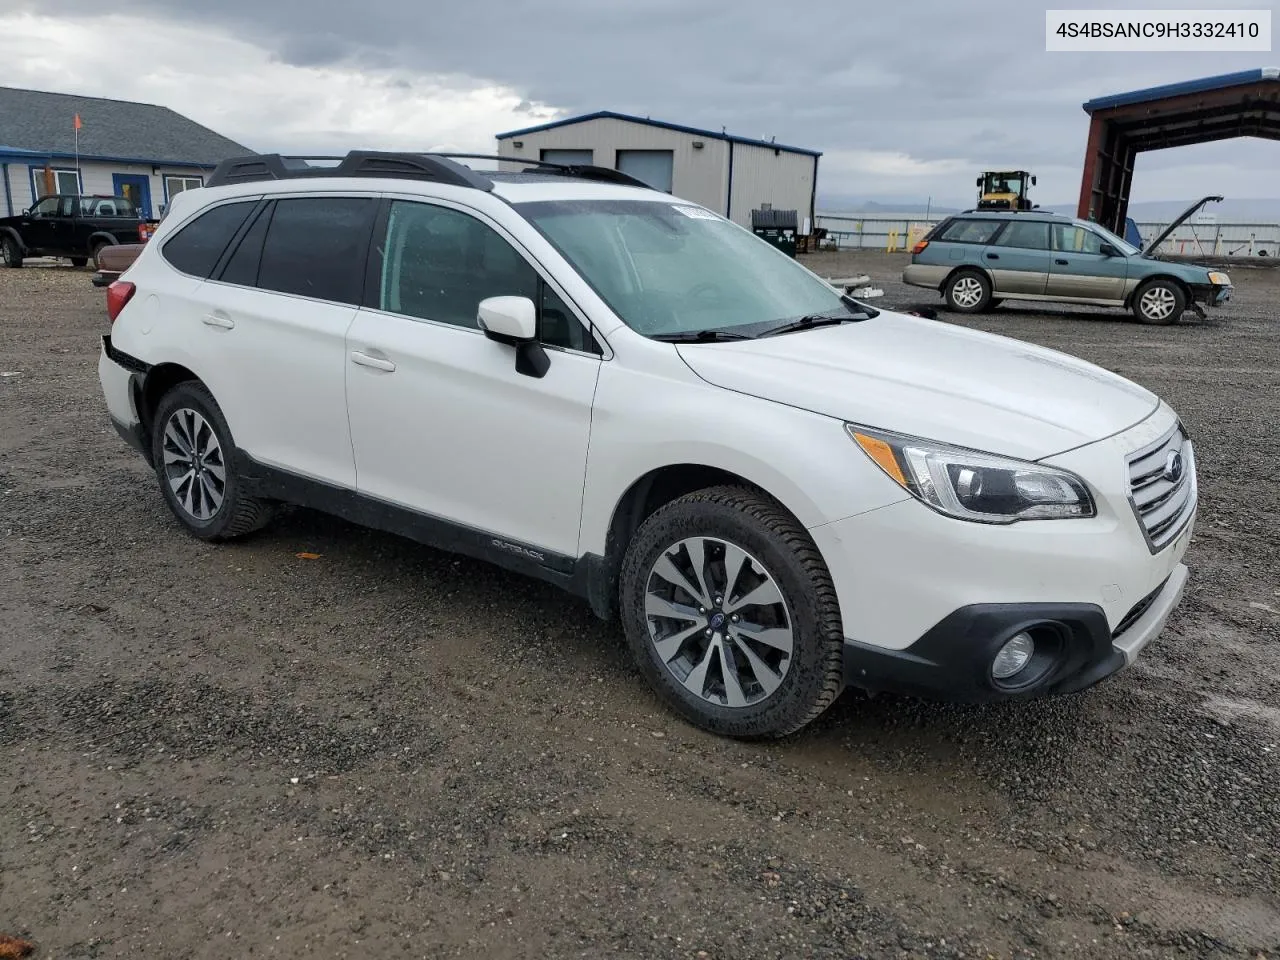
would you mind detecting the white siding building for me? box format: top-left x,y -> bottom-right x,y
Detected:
0,86 -> 251,219
495,112 -> 821,229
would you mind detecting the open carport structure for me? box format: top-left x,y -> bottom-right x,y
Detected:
1077,67 -> 1280,234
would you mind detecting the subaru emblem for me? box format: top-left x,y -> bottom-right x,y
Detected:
1162,450 -> 1184,483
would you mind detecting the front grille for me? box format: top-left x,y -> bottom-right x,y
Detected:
1126,424 -> 1196,553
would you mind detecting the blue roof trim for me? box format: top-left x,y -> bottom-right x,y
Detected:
1083,67 -> 1280,113
0,148 -> 217,168
496,110 -> 823,157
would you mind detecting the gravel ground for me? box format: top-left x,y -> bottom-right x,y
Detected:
1,254 -> 1278,959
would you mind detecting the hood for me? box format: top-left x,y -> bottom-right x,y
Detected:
676,312 -> 1158,461
1143,194 -> 1223,255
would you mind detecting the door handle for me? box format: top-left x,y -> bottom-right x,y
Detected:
201,313 -> 235,329
350,351 -> 396,372
1055,258 -> 1069,265
985,253 -> 999,260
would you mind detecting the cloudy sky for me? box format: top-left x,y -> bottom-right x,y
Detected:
0,0 -> 1274,208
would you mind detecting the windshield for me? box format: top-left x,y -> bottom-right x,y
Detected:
513,199 -> 869,338
982,173 -> 1024,196
1088,221 -> 1140,256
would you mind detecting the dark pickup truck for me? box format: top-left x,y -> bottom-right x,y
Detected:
1,194 -> 159,268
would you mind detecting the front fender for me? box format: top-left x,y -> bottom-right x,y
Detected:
0,226 -> 27,252
579,364 -> 910,557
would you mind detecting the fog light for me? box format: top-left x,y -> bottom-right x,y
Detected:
992,632 -> 1035,679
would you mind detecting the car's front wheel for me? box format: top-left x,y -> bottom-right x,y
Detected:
619,486 -> 845,739
944,269 -> 992,313
151,381 -> 275,541
1132,279 -> 1186,325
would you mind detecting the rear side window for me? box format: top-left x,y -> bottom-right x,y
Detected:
218,203 -> 272,287
162,201 -> 256,278
255,197 -> 377,304
938,219 -> 1002,244
992,221 -> 1051,251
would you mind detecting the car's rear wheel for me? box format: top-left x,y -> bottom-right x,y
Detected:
151,381 -> 275,541
2,236 -> 22,268
945,269 -> 991,313
90,240 -> 110,265
70,256 -> 88,268
1132,279 -> 1185,325
619,486 -> 844,739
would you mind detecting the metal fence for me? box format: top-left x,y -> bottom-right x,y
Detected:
815,214 -> 1280,259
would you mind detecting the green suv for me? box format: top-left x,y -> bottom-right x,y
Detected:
902,197 -> 1232,324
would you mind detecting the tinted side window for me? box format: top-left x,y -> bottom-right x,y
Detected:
162,201 -> 256,278
218,203 -> 272,287
993,221 -> 1050,251
257,197 -> 377,304
938,219 -> 1001,244
1052,224 -> 1105,255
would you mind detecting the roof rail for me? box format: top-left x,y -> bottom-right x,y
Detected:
205,152 -> 497,190
205,150 -> 656,192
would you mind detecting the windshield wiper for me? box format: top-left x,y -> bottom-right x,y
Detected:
756,313 -> 868,338
651,329 -> 754,343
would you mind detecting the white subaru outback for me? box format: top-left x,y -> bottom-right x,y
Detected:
98,151 -> 1196,738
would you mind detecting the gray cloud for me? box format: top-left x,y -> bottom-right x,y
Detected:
14,0 -> 1278,204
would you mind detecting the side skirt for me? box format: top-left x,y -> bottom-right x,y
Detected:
234,450 -> 614,617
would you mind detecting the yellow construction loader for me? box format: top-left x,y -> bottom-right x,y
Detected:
976,171 -> 1036,210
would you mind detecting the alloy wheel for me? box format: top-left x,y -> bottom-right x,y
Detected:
1140,286 -> 1177,321
951,276 -> 984,309
643,536 -> 794,708
161,408 -> 226,521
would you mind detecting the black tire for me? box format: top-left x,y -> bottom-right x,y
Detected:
944,269 -> 992,314
2,236 -> 22,268
1131,278 -> 1186,325
70,256 -> 88,268
90,240 -> 110,265
618,485 -> 844,739
151,381 -> 275,541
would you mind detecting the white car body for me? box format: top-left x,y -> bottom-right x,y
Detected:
98,155 -> 1195,733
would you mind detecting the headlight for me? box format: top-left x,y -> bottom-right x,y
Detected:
847,425 -> 1096,523
1208,271 -> 1231,285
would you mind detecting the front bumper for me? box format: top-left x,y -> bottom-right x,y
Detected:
1190,282 -> 1232,307
841,563 -> 1188,701
811,402 -> 1195,701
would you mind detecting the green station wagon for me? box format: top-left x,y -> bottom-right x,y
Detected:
903,197 -> 1232,324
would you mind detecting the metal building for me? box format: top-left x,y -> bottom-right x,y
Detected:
495,111 -> 821,228
1077,67 -> 1280,234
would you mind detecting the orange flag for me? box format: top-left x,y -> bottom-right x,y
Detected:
74,113 -> 82,130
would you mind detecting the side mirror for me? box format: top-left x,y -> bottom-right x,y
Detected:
478,296 -> 536,343
975,177 -> 982,187
1031,176 -> 1037,186
477,296 -> 548,378
1099,242 -> 1119,257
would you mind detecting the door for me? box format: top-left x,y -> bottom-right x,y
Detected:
345,198 -> 602,557
22,196 -> 64,251
982,220 -> 1052,295
616,150 -> 674,192
165,195 -> 376,487
112,173 -> 152,218
540,149 -> 594,166
1047,223 -> 1128,301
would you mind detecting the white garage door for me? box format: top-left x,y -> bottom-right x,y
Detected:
616,150 -> 674,192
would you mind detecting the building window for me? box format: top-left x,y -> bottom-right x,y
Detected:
31,168 -> 81,198
165,175 -> 204,200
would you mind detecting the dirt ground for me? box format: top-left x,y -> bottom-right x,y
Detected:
2,253 -> 1278,959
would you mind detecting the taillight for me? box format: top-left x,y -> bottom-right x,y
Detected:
911,240 -> 929,255
106,281 -> 136,323
138,222 -> 156,242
